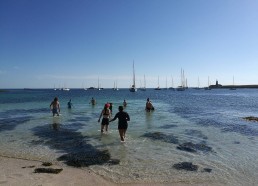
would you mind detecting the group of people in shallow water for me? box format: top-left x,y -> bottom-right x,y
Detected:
49,97 -> 154,142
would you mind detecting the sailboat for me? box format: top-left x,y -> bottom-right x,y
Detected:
97,77 -> 102,90
129,62 -> 137,92
166,77 -> 169,90
193,77 -> 201,90
155,76 -> 162,90
177,69 -> 186,91
113,80 -> 119,90
204,76 -> 211,90
230,76 -> 236,90
139,75 -> 146,91
61,83 -> 70,91
169,76 -> 175,90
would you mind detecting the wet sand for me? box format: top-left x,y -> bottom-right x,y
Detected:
0,156 -> 222,186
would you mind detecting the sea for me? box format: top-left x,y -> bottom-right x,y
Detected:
0,88 -> 258,185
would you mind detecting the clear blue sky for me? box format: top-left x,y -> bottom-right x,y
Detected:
1,0 -> 258,88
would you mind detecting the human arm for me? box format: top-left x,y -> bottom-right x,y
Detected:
98,110 -> 103,122
50,102 -> 53,111
126,113 -> 130,121
109,113 -> 118,122
58,102 -> 61,112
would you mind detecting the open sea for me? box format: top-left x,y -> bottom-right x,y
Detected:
1,88 -> 258,185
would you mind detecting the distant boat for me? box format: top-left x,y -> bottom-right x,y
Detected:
177,69 -> 185,91
61,83 -> 70,91
155,76 -> 162,90
129,61 -> 137,92
177,86 -> 185,91
82,82 -> 87,90
193,77 -> 201,90
97,77 -> 102,90
62,88 -> 70,91
169,76 -> 175,90
139,75 -> 146,91
205,76 -> 211,90
113,81 -> 119,91
230,76 -> 236,90
88,87 -> 95,90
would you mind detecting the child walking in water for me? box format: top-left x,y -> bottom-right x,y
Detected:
98,103 -> 111,133
50,97 -> 60,116
110,106 -> 130,142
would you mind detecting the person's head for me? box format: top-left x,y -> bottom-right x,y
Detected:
147,98 -> 149,102
69,99 -> 71,102
105,103 -> 110,108
118,106 -> 123,112
54,97 -> 58,101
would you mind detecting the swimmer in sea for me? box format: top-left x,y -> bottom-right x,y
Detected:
145,98 -> 154,112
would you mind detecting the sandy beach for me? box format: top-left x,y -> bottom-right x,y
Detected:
0,156 -> 219,186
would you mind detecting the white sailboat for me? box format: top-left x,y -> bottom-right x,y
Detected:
193,77 -> 201,90
155,76 -> 161,90
139,75 -> 146,91
113,80 -> 119,90
230,76 -> 236,90
97,77 -> 101,90
169,76 -> 175,90
164,77 -> 168,90
177,69 -> 186,91
129,61 -> 137,92
61,83 -> 70,91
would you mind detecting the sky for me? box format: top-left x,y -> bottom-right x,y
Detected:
0,0 -> 258,88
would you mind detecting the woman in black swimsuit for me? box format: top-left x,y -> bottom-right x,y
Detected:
110,106 -> 130,142
98,103 -> 111,133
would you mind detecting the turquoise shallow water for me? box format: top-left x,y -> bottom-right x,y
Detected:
1,88 -> 258,185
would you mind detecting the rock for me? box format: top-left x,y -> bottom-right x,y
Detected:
34,168 -> 63,174
173,162 -> 198,171
203,168 -> 212,173
177,142 -> 212,153
243,116 -> 258,122
142,132 -> 179,144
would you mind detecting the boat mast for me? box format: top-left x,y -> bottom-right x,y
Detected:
133,61 -> 136,88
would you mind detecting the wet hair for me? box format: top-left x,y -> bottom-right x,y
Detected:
54,97 -> 58,101
147,98 -> 149,101
118,106 -> 123,111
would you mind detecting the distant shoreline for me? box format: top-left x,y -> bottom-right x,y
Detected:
209,85 -> 258,89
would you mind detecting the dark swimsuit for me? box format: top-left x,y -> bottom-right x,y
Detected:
101,109 -> 110,125
113,111 -> 130,129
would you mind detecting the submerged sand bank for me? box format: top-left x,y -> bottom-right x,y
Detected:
0,156 -> 222,186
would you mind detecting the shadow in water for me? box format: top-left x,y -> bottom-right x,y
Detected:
30,120 -> 120,167
184,129 -> 208,140
159,124 -> 178,129
0,116 -> 33,132
141,132 -> 179,144
0,108 -> 49,118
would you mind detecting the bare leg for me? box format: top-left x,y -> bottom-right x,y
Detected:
105,125 -> 109,132
119,129 -> 124,141
123,129 -> 127,139
101,125 -> 105,133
